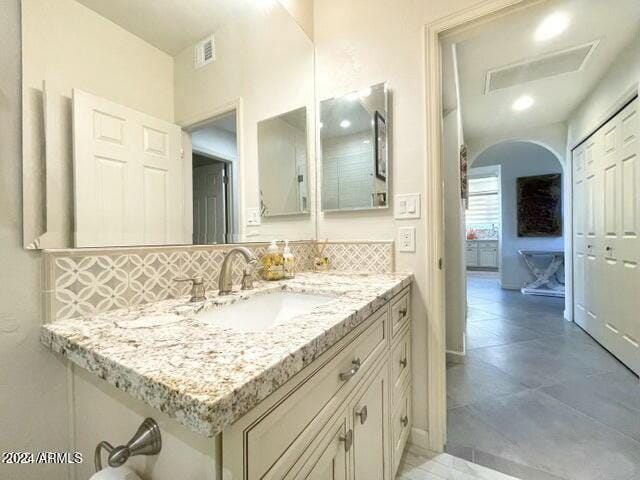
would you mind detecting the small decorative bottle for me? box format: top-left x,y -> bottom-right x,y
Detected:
261,240 -> 284,281
283,240 -> 295,279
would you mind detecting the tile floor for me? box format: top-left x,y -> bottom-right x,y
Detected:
446,272 -> 640,480
398,445 -> 519,480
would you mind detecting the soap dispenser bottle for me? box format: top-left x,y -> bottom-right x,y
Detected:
283,240 -> 295,279
261,240 -> 284,281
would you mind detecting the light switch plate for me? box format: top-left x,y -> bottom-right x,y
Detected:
246,208 -> 261,226
398,226 -> 416,252
394,194 -> 421,219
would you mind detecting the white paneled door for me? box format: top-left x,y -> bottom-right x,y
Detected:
573,97 -> 640,375
73,89 -> 186,247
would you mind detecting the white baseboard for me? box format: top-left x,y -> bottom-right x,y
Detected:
409,427 -> 429,453
446,350 -> 466,364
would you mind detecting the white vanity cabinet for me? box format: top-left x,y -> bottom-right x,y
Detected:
223,286 -> 412,480
466,240 -> 498,269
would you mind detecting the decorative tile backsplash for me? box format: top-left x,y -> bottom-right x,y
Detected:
43,240 -> 393,322
321,241 -> 394,274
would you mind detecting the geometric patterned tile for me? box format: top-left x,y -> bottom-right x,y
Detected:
322,241 -> 394,273
45,240 -> 394,321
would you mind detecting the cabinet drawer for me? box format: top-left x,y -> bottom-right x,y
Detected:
390,289 -> 410,338
246,307 -> 388,479
390,326 -> 411,407
391,382 -> 412,478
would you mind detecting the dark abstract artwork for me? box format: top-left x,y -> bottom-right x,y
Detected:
517,173 -> 562,237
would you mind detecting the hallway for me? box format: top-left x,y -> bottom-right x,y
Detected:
446,273 -> 640,480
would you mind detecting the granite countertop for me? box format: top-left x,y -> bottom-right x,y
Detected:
41,272 -> 413,437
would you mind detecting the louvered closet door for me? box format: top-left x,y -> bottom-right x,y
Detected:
599,99 -> 640,374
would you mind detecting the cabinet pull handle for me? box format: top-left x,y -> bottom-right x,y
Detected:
606,246 -> 612,251
355,405 -> 368,425
339,358 -> 361,381
399,306 -> 408,317
400,357 -> 408,369
339,429 -> 353,451
401,415 -> 409,427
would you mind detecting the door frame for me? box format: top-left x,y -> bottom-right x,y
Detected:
423,0 -> 529,452
180,99 -> 242,243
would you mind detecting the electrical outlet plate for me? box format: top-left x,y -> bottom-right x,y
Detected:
398,226 -> 416,252
394,193 -> 421,219
246,208 -> 261,226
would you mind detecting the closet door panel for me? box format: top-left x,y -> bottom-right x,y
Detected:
583,133 -> 601,338
573,146 -> 587,329
610,100 -> 640,373
576,98 -> 640,375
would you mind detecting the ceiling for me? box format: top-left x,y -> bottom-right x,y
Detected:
74,0 -> 245,56
442,0 -> 640,143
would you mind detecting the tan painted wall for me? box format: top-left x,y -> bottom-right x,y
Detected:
314,0 -> 483,438
0,1 -> 69,479
174,3 -> 316,242
279,0 -> 315,40
443,110 -> 466,355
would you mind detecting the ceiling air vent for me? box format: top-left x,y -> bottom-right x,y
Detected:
484,41 -> 599,94
195,34 -> 215,69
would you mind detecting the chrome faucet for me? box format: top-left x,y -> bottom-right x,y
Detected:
218,247 -> 258,295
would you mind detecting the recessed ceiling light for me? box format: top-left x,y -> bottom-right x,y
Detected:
340,119 -> 351,128
512,95 -> 534,111
319,122 -> 324,129
535,12 -> 570,41
363,139 -> 370,144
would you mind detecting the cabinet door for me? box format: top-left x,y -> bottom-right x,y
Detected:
465,244 -> 478,267
478,245 -> 498,268
304,421 -> 349,480
352,364 -> 389,480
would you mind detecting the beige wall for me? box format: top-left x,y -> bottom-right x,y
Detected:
0,1 -> 69,479
22,0 -> 175,249
279,0 -> 315,40
174,3 -> 316,242
568,33 -> 640,148
314,0 -> 482,440
443,110 -> 466,355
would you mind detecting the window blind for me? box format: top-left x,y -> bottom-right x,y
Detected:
466,176 -> 500,226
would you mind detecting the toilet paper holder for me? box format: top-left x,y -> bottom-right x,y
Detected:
94,418 -> 162,472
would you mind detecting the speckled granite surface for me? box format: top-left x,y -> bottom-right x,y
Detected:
41,272 -> 412,437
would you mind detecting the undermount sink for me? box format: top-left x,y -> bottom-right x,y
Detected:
195,291 -> 335,332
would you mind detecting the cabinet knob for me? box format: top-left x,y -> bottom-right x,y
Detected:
401,415 -> 409,427
606,246 -> 612,251
400,357 -> 408,369
355,405 -> 368,425
339,358 -> 361,381
339,429 -> 353,451
399,306 -> 408,317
